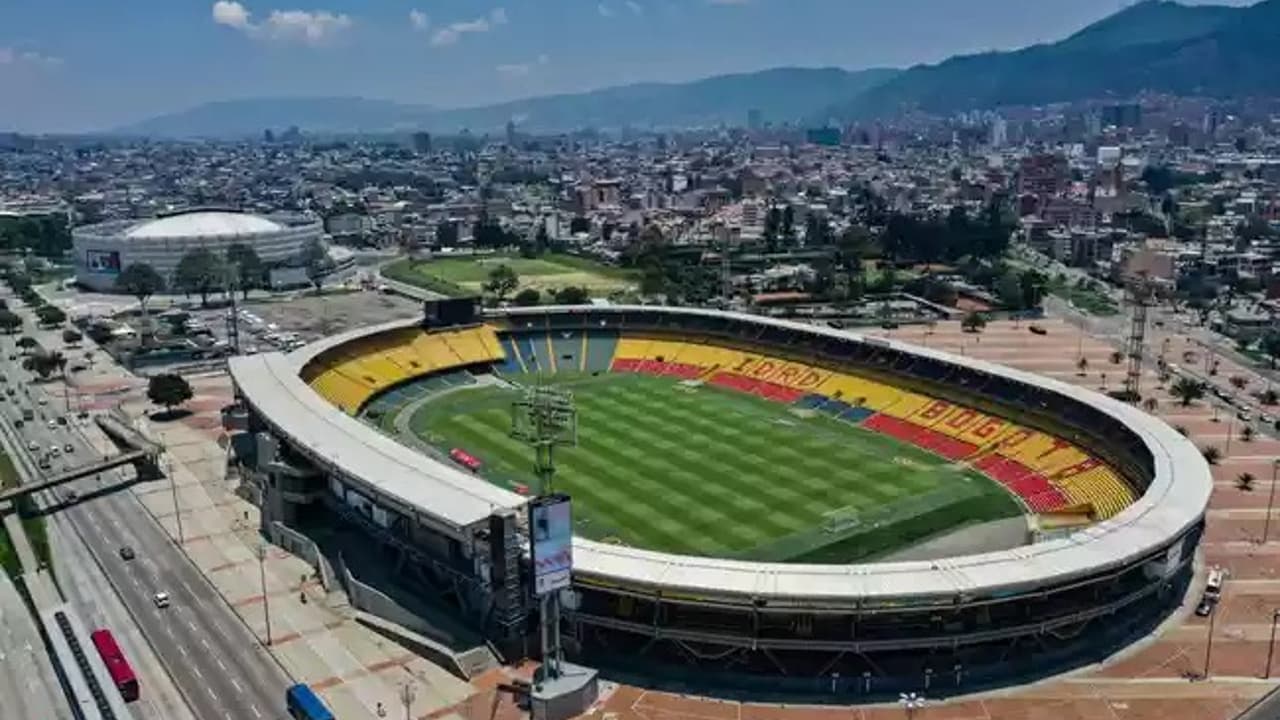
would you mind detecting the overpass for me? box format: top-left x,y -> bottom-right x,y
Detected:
0,450 -> 148,504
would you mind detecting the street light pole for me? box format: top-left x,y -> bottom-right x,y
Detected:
400,683 -> 416,720
257,543 -> 273,646
1265,460 -> 1280,544
167,457 -> 183,544
1203,601 -> 1218,679
1266,610 -> 1280,679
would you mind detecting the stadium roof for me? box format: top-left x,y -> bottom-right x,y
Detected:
229,349 -> 524,534
231,306 -> 1212,603
125,211 -> 282,239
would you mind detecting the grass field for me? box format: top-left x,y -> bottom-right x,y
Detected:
408,373 -> 1021,563
383,253 -> 638,297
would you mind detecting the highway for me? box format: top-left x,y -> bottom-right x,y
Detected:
0,302 -> 294,719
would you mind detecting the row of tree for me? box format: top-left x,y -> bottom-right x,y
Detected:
113,238 -> 332,313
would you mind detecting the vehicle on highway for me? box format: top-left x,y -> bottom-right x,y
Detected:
49,446 -> 60,457
1238,411 -> 1253,422
63,489 -> 77,502
37,396 -> 46,405
64,443 -> 74,453
21,407 -> 32,420
90,628 -> 140,702
152,592 -> 170,609
37,457 -> 50,469
1028,325 -> 1047,335
47,419 -> 56,429
56,416 -> 66,426
286,683 -> 335,720
1197,566 -> 1226,617
119,546 -> 135,561
27,440 -> 39,451
13,419 -> 23,429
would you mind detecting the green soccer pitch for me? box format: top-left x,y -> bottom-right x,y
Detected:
406,373 -> 1023,563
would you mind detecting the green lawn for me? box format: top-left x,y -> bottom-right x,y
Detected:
383,253 -> 638,298
408,374 -> 1020,563
0,452 -> 50,580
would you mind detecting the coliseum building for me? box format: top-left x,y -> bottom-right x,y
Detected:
71,209 -> 322,292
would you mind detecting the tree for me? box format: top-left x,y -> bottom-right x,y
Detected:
554,286 -> 589,305
147,373 -> 194,414
301,239 -> 332,294
15,336 -> 37,353
961,312 -> 987,333
35,304 -> 66,327
0,309 -> 20,334
1262,332 -> 1280,369
483,264 -> 519,303
1201,446 -> 1221,465
1237,472 -> 1257,491
173,248 -> 227,305
61,328 -> 83,345
1109,350 -> 1123,365
1143,397 -> 1158,412
1170,376 -> 1206,406
1077,356 -> 1088,376
23,350 -> 64,381
115,263 -> 165,321
512,288 -> 541,307
435,221 -> 459,246
225,243 -> 265,299
1175,425 -> 1189,436
1242,425 -> 1256,443
1262,389 -> 1279,406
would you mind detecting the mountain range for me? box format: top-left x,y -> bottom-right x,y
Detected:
116,0 -> 1280,138
832,0 -> 1280,118
116,67 -> 898,138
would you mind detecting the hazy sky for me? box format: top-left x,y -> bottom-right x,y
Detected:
0,0 -> 1259,133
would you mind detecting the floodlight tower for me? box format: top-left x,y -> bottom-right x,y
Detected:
511,380 -> 578,682
510,380 -> 578,496
1123,273 -> 1156,400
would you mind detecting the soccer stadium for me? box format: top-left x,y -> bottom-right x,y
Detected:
227,303 -> 1212,698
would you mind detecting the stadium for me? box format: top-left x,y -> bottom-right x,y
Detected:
71,208 -> 323,291
227,302 -> 1212,698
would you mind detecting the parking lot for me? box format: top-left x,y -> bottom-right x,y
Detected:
217,289 -> 423,353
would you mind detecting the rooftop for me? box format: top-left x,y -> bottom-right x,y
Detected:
125,211 -> 283,239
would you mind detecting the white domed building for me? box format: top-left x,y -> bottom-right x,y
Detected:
72,209 -> 324,292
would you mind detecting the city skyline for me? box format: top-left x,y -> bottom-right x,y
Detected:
0,0 -> 1257,134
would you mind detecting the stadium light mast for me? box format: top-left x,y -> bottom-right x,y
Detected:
510,379 -> 578,496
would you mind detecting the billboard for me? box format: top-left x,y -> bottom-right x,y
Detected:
529,494 -> 573,596
85,249 -> 121,274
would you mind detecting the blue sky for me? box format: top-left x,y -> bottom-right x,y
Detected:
0,0 -> 1258,133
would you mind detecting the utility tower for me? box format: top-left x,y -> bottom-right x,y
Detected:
1123,274 -> 1156,401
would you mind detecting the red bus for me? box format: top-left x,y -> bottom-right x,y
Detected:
89,628 -> 139,702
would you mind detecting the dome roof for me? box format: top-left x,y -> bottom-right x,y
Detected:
125,211 -> 283,239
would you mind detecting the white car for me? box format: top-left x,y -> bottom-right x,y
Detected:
37,397 -> 47,405
152,591 -> 171,608
26,440 -> 39,451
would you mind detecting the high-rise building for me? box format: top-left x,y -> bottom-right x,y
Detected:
1017,153 -> 1070,201
505,120 -> 518,147
411,131 -> 432,154
746,108 -> 763,131
989,116 -> 1008,148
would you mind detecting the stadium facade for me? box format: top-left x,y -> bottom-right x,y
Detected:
71,209 -> 322,292
227,304 -> 1212,698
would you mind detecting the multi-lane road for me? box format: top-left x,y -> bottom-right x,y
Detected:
0,296 -> 295,720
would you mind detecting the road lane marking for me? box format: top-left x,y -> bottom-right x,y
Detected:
231,678 -> 242,693
250,705 -> 261,718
